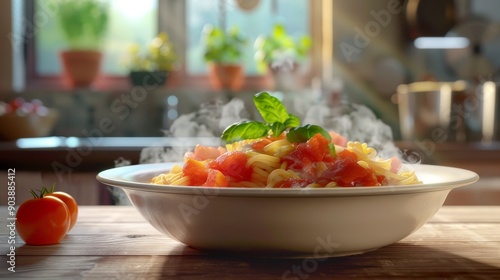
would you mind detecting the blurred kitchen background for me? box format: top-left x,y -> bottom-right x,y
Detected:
1,0 -> 499,205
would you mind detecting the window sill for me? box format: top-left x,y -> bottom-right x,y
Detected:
23,68 -> 312,94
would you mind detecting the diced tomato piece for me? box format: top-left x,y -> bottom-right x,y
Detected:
186,145 -> 223,161
183,152 -> 195,161
282,143 -> 309,170
354,172 -> 380,187
307,133 -> 335,162
320,150 -> 381,187
218,147 -> 227,154
203,169 -> 229,187
183,158 -> 208,186
376,175 -> 387,185
251,138 -> 273,152
322,163 -> 368,187
274,178 -> 314,188
390,156 -> 402,173
208,151 -> 253,182
281,133 -> 334,173
329,131 -> 348,147
251,133 -> 286,152
338,149 -> 357,162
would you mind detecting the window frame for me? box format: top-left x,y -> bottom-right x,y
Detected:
23,0 -> 154,91
24,0 -> 326,92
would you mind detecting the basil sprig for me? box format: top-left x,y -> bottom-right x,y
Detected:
286,124 -> 332,143
221,92 -> 332,146
221,121 -> 270,144
253,91 -> 290,124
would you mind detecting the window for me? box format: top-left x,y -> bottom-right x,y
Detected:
25,0 -> 318,90
186,0 -> 309,75
34,0 -> 158,76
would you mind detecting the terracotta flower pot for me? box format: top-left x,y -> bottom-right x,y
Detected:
208,63 -> 244,92
60,50 -> 102,88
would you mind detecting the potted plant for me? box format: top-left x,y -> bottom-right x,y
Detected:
202,25 -> 247,91
254,23 -> 311,91
56,0 -> 109,88
125,32 -> 177,87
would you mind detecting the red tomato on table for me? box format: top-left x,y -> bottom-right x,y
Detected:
16,195 -> 70,245
45,191 -> 78,230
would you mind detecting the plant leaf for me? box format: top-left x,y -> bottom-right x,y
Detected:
221,121 -> 270,144
253,92 -> 289,124
286,124 -> 332,143
284,114 -> 300,128
270,122 -> 286,138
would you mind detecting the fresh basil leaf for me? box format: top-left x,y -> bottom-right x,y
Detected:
221,121 -> 270,144
270,122 -> 286,138
253,92 -> 289,124
286,124 -> 332,143
284,114 -> 300,128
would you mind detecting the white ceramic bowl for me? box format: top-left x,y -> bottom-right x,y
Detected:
97,163 -> 478,258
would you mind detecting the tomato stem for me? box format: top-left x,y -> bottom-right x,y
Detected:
28,183 -> 58,198
48,183 -> 56,193
28,189 -> 40,198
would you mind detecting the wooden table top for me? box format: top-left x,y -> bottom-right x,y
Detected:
1,206 -> 500,279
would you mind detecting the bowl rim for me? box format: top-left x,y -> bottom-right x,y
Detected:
96,163 -> 479,197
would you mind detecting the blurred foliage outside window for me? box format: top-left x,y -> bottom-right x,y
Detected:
187,0 -> 308,75
34,0 -> 308,77
35,0 -> 158,75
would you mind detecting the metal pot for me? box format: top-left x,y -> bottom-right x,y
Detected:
397,81 -> 480,142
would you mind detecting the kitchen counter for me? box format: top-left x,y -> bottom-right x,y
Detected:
0,137 -> 222,171
1,205 -> 499,279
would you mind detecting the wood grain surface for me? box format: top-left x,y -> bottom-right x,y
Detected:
1,206 -> 499,279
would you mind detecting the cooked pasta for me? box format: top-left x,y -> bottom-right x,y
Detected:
151,91 -> 422,188
150,132 -> 421,188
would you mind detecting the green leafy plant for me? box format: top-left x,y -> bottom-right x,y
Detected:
221,92 -> 332,148
202,25 -> 248,64
125,33 -> 177,71
254,23 -> 311,72
56,0 -> 109,50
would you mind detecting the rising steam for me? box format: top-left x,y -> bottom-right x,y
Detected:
140,96 -> 411,164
